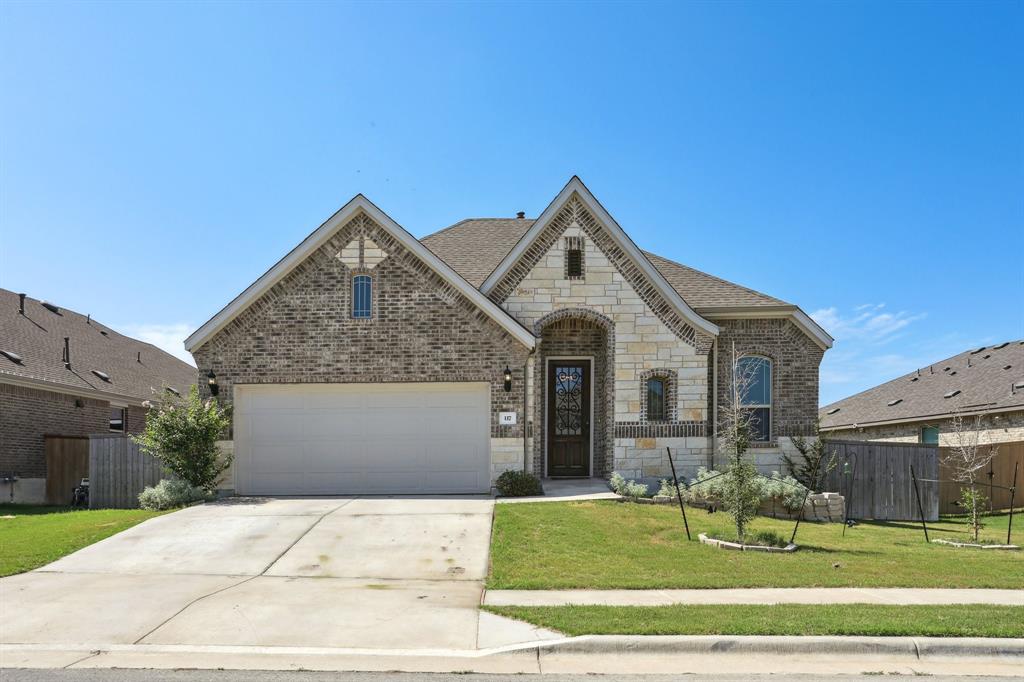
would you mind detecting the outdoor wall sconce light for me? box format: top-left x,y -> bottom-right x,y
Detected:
503,365 -> 512,393
207,370 -> 220,397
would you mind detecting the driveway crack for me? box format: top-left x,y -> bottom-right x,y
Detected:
132,497 -> 357,645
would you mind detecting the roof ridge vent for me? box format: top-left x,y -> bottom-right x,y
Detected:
994,342 -> 1009,349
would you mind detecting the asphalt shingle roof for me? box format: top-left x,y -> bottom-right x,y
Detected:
420,218 -> 791,309
0,288 -> 198,402
819,341 -> 1024,429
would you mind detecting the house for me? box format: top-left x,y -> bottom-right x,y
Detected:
820,340 -> 1024,446
0,289 -> 198,503
186,177 -> 832,496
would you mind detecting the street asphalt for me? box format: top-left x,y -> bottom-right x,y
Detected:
3,671 -> 1021,682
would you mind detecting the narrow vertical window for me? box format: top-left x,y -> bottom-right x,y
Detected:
921,426 -> 939,445
565,236 -> 584,279
109,406 -> 125,432
352,275 -> 372,319
736,356 -> 772,441
646,378 -> 666,421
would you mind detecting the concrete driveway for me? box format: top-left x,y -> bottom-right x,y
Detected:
0,497 -> 500,652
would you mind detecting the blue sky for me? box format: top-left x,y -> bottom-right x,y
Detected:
1,1 -> 1021,405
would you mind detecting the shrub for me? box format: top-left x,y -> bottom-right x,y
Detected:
133,386 -> 232,492
609,472 -> 651,499
764,471 -> 808,512
138,479 -> 211,510
495,470 -> 544,497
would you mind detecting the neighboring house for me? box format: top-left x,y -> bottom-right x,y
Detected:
820,340 -> 1024,446
0,289 -> 197,503
186,177 -> 832,496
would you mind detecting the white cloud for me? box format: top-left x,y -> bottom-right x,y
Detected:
810,303 -> 925,346
120,323 -> 196,366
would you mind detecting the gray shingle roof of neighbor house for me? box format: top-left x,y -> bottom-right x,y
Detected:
420,219 -> 791,309
819,340 -> 1024,430
0,288 -> 198,404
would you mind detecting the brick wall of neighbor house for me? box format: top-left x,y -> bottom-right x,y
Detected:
493,196 -> 712,479
0,383 -> 145,503
191,210 -> 531,484
825,410 -> 1024,447
712,318 -> 825,474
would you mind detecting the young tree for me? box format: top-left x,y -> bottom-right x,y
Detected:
717,342 -> 764,543
134,386 -> 233,492
941,410 -> 997,542
784,423 -> 837,492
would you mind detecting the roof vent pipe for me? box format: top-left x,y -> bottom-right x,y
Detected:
516,211 -> 525,219
86,314 -> 91,325
137,351 -> 141,363
62,337 -> 71,369
18,293 -> 25,315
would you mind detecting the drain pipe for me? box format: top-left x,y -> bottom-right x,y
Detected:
710,338 -> 718,470
523,347 -> 536,473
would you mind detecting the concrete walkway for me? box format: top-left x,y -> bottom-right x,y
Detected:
484,587 -> 1024,606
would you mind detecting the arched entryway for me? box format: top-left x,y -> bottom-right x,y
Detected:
534,309 -> 615,477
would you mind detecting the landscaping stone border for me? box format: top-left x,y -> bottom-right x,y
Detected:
931,538 -> 1020,550
698,532 -> 798,553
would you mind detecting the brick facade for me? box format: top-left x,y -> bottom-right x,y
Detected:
0,382 -> 147,501
192,211 -> 531,446
824,410 -> 1024,447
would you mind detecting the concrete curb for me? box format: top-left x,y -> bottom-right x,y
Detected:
527,634 -> 1024,658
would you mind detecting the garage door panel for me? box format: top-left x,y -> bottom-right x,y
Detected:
235,383 -> 490,495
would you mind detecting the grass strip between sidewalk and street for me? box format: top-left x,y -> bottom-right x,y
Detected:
484,604 -> 1024,638
489,501 -> 1024,589
0,504 -> 164,577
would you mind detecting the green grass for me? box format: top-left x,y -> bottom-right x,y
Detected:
0,504 -> 163,577
489,500 -> 1024,589
484,604 -> 1024,638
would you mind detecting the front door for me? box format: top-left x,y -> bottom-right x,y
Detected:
547,360 -> 591,477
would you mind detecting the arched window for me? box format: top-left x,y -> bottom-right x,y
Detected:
737,356 -> 771,441
352,275 -> 372,319
646,377 -> 667,421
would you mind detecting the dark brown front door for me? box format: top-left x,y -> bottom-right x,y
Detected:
547,360 -> 591,477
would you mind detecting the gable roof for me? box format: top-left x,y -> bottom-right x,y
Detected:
0,288 -> 197,404
643,252 -> 788,309
185,195 -> 537,352
820,341 -> 1024,430
478,176 -> 720,338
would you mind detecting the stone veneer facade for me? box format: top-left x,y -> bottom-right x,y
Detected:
0,382 -> 146,503
193,194 -> 825,489
824,410 -> 1024,447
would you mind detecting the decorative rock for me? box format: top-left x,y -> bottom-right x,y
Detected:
932,539 -> 1019,550
698,533 -> 798,553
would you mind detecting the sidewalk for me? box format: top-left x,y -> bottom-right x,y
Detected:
483,587 -> 1024,606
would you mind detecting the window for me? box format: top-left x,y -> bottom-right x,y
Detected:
737,356 -> 771,441
646,378 -> 667,421
921,426 -> 939,445
565,236 -> 584,279
109,406 -> 125,432
352,275 -> 372,318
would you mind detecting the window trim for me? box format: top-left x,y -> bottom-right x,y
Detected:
646,377 -> 668,422
352,274 -> 373,319
920,425 -> 940,445
109,405 -> 126,433
737,355 -> 772,442
639,368 -> 678,423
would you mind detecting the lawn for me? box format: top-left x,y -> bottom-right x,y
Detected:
0,504 -> 163,577
489,500 -> 1024,589
484,604 -> 1024,638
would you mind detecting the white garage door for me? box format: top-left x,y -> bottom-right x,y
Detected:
233,383 -> 491,495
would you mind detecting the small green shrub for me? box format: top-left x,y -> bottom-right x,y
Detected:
138,479 -> 212,511
495,470 -> 544,497
610,473 -> 651,499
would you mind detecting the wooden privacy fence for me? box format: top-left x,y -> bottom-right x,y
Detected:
821,440 -> 939,521
44,436 -> 90,505
938,441 -> 1024,515
89,435 -> 165,509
